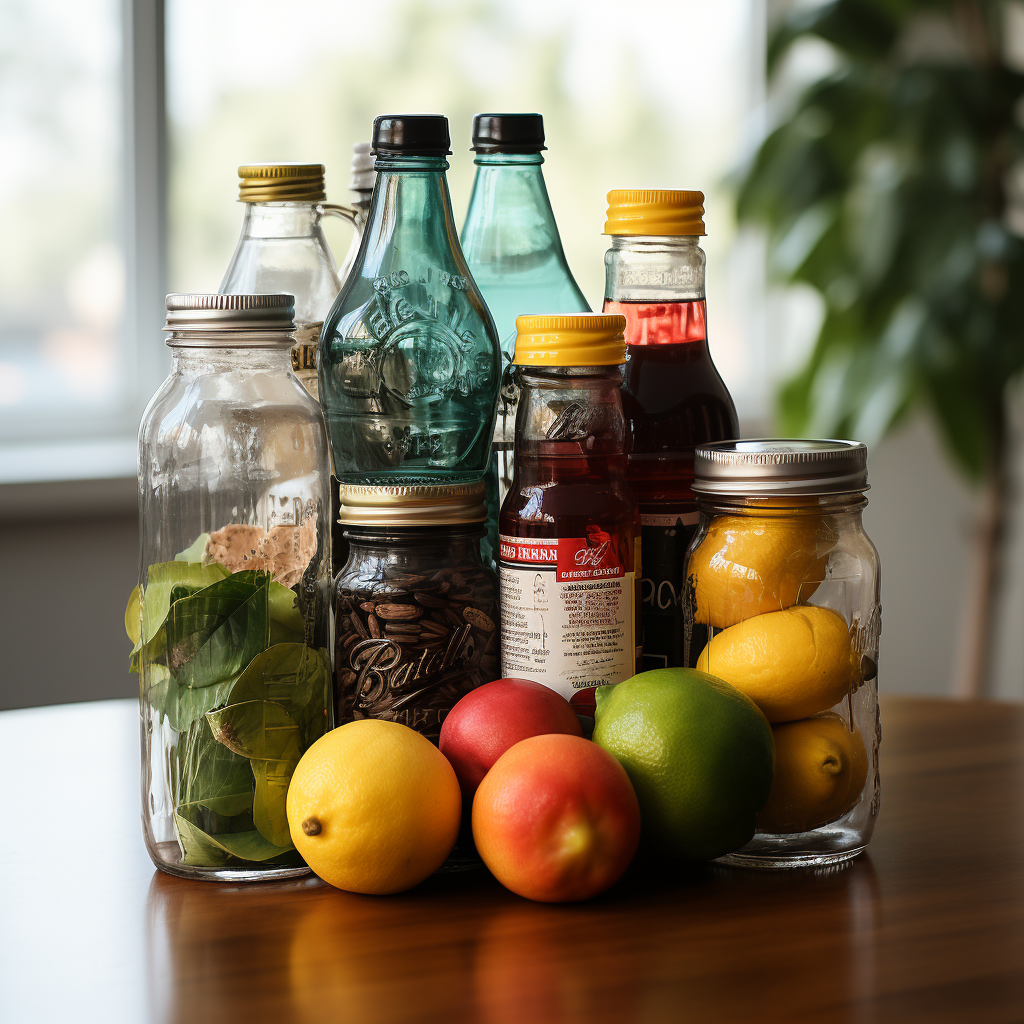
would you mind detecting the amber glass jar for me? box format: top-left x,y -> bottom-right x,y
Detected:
685,440 -> 880,868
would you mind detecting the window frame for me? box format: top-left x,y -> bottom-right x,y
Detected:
0,0 -> 167,490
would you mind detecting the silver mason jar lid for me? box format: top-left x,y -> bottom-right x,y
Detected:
164,293 -> 295,340
692,439 -> 869,496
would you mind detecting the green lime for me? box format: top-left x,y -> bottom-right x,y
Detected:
593,669 -> 774,861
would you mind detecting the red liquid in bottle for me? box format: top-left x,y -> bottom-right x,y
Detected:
499,435 -> 640,716
604,298 -> 738,668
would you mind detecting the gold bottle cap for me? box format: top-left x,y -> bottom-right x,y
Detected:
237,163 -> 327,203
604,189 -> 706,236
512,313 -> 626,367
337,481 -> 487,527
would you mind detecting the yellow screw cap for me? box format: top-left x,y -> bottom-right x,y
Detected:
237,163 -> 326,203
604,189 -> 706,236
513,313 -> 626,367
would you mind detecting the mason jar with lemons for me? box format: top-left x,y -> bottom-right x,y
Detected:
685,440 -> 880,868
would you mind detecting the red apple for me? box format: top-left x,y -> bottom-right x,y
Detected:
439,678 -> 583,798
473,733 -> 641,902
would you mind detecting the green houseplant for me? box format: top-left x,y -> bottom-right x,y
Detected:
738,0 -> 1024,695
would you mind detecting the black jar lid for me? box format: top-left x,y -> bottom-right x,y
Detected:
338,481 -> 486,527
471,113 -> 546,153
372,114 -> 452,157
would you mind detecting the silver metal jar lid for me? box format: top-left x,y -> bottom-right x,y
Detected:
164,293 -> 295,337
692,439 -> 868,496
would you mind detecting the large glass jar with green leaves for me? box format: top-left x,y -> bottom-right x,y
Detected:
129,293 -> 333,881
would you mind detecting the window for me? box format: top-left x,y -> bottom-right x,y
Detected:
0,0 -> 766,484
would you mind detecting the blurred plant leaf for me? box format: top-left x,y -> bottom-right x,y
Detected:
740,0 -> 1024,477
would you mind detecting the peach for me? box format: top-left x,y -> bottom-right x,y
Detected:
439,679 -> 583,799
472,733 -> 641,902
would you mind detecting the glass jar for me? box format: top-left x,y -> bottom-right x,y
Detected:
130,293 -> 334,881
685,440 -> 880,868
498,315 -> 641,717
334,481 -> 500,743
220,163 -> 359,401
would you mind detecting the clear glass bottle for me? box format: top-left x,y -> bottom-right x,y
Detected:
337,142 -> 376,287
498,314 -> 641,717
460,113 -> 591,562
220,163 -> 358,401
685,440 -> 880,868
319,115 -> 501,485
130,293 -> 334,881
603,190 -> 739,673
334,481 -> 499,743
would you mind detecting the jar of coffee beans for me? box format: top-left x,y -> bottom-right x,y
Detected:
334,481 -> 500,742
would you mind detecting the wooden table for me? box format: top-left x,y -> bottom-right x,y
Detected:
3,697 -> 1023,1024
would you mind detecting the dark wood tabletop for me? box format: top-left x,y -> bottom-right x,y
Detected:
3,696 -> 1023,1024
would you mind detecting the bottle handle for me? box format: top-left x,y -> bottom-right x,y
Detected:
317,203 -> 359,226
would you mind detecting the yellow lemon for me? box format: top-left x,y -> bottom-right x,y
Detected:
758,712 -> 869,833
286,719 -> 461,894
695,605 -> 856,722
689,514 -> 832,629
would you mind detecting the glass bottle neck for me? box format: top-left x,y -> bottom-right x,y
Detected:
238,202 -> 321,238
362,156 -> 460,264
462,153 -> 565,260
604,235 -> 706,302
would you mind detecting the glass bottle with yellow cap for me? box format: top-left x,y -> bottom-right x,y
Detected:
603,189 -> 738,673
498,313 -> 641,717
319,115 -> 501,486
220,162 -> 360,401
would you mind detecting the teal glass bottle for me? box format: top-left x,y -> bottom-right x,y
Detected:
319,115 -> 500,484
460,114 -> 590,560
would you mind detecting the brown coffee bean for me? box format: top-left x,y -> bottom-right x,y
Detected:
349,610 -> 368,639
359,601 -> 375,613
443,607 -> 463,627
464,607 -> 495,632
342,632 -> 358,649
375,603 -> 423,621
421,619 -> 449,635
414,592 -> 448,609
436,581 -> 450,594
368,613 -> 381,639
451,572 -> 466,587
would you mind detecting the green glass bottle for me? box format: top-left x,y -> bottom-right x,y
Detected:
319,115 -> 500,484
460,114 -> 591,561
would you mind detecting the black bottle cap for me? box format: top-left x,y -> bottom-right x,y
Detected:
372,114 -> 452,157
471,113 -> 546,153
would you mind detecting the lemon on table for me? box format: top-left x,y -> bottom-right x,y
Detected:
758,712 -> 869,834
696,605 -> 856,722
593,669 -> 774,861
689,514 -> 832,629
286,719 -> 461,894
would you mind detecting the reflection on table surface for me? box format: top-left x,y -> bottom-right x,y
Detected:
4,697 -> 1024,1024
145,856 -> 881,1024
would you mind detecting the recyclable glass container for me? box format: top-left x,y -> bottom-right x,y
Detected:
334,481 -> 499,742
131,293 -> 334,882
319,114 -> 501,485
220,163 -> 358,401
460,113 -> 591,561
498,314 -> 641,717
603,190 -> 738,673
685,440 -> 880,868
